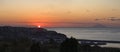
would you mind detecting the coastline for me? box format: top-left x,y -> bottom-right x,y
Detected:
0,26 -> 120,52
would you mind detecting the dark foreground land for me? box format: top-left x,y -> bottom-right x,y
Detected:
0,26 -> 120,52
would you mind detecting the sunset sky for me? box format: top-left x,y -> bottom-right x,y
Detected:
0,0 -> 120,27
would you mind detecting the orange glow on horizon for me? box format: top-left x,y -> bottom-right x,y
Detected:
37,25 -> 41,28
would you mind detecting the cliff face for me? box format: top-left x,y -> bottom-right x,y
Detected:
0,26 -> 67,43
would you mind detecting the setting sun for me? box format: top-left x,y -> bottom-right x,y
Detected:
38,25 -> 41,28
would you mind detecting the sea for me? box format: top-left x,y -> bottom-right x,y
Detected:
46,27 -> 120,48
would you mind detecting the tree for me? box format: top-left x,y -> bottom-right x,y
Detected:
60,37 -> 79,52
30,42 -> 41,52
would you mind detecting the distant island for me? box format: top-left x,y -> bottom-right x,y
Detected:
92,23 -> 107,28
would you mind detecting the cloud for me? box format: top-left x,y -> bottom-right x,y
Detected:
95,18 -> 106,21
108,17 -> 120,21
17,21 -> 96,24
86,9 -> 90,12
66,11 -> 72,14
112,9 -> 117,11
95,17 -> 120,21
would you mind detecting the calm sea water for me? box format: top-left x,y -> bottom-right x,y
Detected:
46,27 -> 120,47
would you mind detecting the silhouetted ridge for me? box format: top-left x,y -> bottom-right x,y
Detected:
0,26 -> 67,44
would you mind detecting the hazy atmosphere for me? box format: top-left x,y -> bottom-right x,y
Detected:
0,0 -> 120,52
0,0 -> 120,27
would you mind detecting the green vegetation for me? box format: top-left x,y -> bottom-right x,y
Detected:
60,37 -> 79,52
0,37 -> 32,52
0,37 -> 120,52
